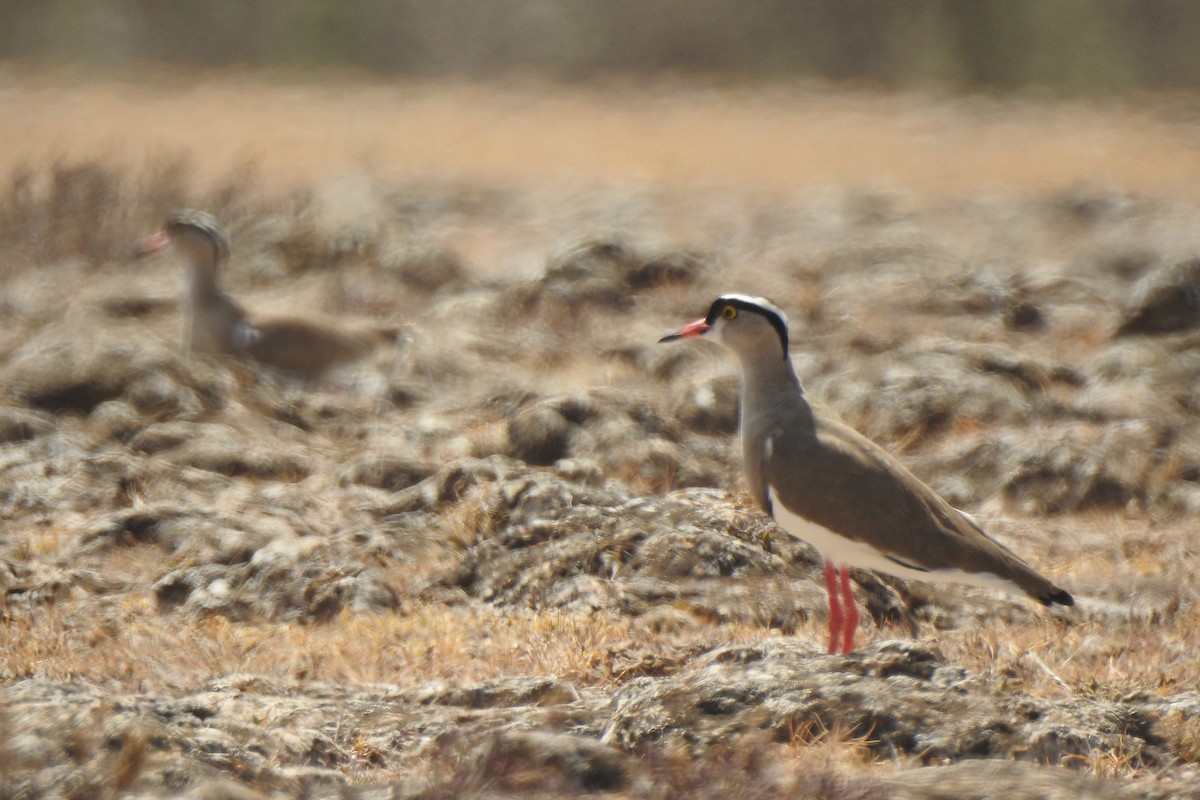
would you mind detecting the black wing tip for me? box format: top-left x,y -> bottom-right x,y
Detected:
1041,588 -> 1075,607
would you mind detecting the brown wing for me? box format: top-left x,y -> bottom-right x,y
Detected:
763,404 -> 1072,605
245,316 -> 380,380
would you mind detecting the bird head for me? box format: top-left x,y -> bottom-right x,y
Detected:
139,209 -> 230,271
659,294 -> 790,360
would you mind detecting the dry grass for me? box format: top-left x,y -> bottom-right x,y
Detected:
7,70 -> 1200,201
926,513 -> 1198,705
4,506 -> 1190,717
6,557 -> 1193,728
0,590 -> 772,693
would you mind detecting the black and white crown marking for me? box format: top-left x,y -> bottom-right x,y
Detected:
166,209 -> 230,263
707,294 -> 790,358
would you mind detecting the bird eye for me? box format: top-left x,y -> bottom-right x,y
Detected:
721,306 -> 738,320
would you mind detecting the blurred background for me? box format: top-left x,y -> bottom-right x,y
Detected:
5,0 -> 1200,200
3,0 -> 1200,92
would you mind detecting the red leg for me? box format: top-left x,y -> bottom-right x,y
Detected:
823,561 -> 844,655
838,567 -> 858,654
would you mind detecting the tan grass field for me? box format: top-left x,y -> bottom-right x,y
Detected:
2,71 -> 1200,798
5,69 -> 1200,196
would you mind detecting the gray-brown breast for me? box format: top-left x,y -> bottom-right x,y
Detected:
189,291 -> 250,356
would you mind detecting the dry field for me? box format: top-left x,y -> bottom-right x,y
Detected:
2,71 -> 1200,798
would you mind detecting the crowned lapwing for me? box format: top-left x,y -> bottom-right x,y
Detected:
661,294 -> 1073,654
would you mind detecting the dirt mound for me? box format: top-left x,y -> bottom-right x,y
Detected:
3,645 -> 1185,800
406,457 -> 922,633
603,640 -> 1168,767
1116,257 -> 1200,336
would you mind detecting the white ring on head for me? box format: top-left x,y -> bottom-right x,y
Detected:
715,294 -> 789,328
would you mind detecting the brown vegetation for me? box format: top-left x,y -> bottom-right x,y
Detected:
1,76 -> 1200,798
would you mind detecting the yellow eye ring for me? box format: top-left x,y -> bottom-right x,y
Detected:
721,306 -> 738,320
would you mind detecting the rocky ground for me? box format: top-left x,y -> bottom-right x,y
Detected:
2,80 -> 1200,798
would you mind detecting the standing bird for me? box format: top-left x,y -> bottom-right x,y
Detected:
660,294 -> 1073,654
140,210 -> 399,382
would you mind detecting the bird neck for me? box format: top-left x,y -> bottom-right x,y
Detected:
737,351 -> 805,421
188,261 -> 224,301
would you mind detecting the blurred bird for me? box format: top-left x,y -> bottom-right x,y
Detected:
661,294 -> 1073,654
1115,257 -> 1200,337
140,210 -> 400,382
